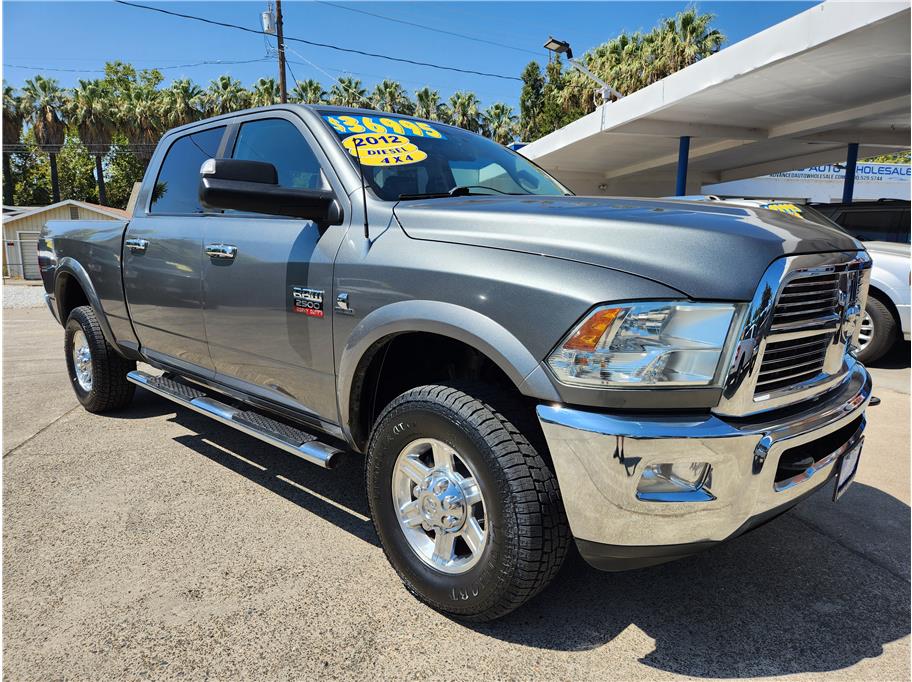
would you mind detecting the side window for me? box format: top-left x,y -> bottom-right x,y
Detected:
838,209 -> 900,242
232,118 -> 326,190
150,126 -> 225,214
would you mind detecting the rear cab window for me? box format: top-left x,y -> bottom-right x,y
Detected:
150,126 -> 226,214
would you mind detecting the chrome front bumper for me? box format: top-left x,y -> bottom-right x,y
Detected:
537,363 -> 871,565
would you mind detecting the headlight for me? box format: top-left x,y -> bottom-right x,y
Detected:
547,301 -> 737,388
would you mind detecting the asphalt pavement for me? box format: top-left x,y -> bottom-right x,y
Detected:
3,305 -> 910,681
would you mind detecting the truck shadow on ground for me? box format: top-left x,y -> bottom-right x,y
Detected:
149,392 -> 908,678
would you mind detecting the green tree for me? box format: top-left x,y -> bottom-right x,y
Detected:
540,56 -> 577,136
370,79 -> 412,114
328,77 -> 367,107
21,75 -> 68,202
68,79 -> 115,204
11,129 -> 97,205
518,61 -> 545,142
291,79 -> 325,104
482,103 -> 516,145
448,91 -> 481,132
864,150 -> 911,164
204,75 -> 250,116
161,78 -> 204,129
659,8 -> 724,73
3,83 -> 25,205
251,77 -> 279,107
105,142 -> 147,210
413,87 -> 444,121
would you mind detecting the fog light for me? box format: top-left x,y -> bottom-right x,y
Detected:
637,462 -> 714,502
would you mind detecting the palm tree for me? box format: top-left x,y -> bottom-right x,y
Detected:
663,8 -> 724,72
291,79 -> 325,104
117,83 -> 162,163
482,103 -> 516,145
328,77 -> 367,108
251,77 -> 279,107
69,80 -> 115,204
3,83 -> 24,205
370,79 -> 412,114
161,78 -> 204,128
204,76 -> 250,116
21,75 -> 68,202
448,91 -> 481,132
413,87 -> 443,121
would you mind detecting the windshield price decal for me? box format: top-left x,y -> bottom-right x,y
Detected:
324,115 -> 445,139
342,133 -> 427,167
762,202 -> 803,217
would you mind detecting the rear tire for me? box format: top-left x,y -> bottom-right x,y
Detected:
366,384 -> 569,622
64,305 -> 136,413
856,296 -> 896,365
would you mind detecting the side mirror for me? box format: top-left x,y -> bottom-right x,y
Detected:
198,158 -> 343,223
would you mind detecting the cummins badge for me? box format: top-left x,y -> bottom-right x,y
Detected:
292,287 -> 324,318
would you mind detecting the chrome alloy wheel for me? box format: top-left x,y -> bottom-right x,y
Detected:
71,329 -> 93,391
857,310 -> 874,350
392,438 -> 488,575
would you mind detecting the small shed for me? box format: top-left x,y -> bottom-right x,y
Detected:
2,200 -> 129,279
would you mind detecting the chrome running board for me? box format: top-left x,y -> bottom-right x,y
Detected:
127,370 -> 342,469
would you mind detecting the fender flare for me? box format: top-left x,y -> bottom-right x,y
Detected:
54,257 -> 119,349
336,299 -> 561,447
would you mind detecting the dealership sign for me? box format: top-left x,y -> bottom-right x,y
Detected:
771,163 -> 911,183
704,163 -> 911,202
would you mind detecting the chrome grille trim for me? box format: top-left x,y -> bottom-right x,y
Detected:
714,250 -> 872,418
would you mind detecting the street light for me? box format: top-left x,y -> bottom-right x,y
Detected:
543,36 -> 623,104
543,37 -> 572,58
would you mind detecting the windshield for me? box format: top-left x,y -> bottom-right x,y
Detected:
317,110 -> 569,201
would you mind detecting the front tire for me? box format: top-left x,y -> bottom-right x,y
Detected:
64,305 -> 136,413
366,385 -> 569,621
856,296 -> 897,365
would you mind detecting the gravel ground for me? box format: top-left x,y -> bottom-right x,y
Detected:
2,282 -> 45,309
3,308 -> 910,681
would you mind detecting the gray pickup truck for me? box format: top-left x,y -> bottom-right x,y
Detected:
39,105 -> 873,621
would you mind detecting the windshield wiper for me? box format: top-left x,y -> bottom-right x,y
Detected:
398,185 -> 531,200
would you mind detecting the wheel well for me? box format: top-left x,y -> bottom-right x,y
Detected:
349,332 -> 532,451
57,273 -> 89,322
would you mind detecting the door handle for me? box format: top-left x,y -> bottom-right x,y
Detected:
125,238 -> 149,254
206,244 -> 238,260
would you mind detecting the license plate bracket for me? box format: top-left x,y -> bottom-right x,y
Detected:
833,437 -> 863,502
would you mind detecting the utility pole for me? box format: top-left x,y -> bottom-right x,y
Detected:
276,0 -> 288,103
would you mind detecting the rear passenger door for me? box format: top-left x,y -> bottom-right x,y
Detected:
201,112 -> 348,423
123,124 -> 227,376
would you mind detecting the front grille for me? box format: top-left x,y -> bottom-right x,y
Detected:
754,259 -> 865,398
756,335 -> 830,392
769,273 -> 840,329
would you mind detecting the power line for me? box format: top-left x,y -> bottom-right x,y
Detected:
5,58 -> 272,74
284,45 -> 373,107
113,0 -> 522,82
314,1 -> 540,57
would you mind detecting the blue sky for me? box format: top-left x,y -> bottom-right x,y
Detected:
4,1 -> 820,110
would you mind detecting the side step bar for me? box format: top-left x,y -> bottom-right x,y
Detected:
127,370 -> 342,469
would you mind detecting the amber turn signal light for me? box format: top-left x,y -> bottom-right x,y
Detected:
563,308 -> 621,351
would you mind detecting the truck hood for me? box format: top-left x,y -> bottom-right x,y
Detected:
393,195 -> 862,300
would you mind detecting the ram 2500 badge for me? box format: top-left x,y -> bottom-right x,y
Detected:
39,105 -> 872,621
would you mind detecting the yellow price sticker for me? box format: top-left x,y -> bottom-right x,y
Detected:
764,202 -> 803,216
342,133 -> 428,166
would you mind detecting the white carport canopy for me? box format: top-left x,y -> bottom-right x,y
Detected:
520,1 -> 911,198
